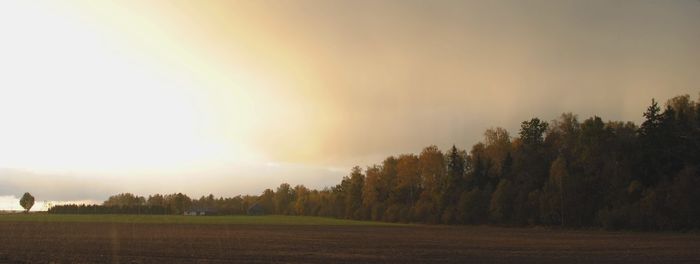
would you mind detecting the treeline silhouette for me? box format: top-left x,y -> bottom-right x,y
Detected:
50,94 -> 700,230
48,193 -> 259,215
48,204 -> 168,215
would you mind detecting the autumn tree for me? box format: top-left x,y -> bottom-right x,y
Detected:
164,193 -> 192,214
415,146 -> 445,223
394,154 -> 420,216
482,127 -> 512,176
342,166 -> 365,219
275,183 -> 294,215
103,193 -> 145,207
147,194 -> 165,207
294,185 -> 310,215
362,165 -> 382,220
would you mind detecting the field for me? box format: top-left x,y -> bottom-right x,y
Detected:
0,214 -> 699,263
0,214 -> 402,226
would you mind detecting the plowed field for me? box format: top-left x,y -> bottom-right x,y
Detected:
0,218 -> 698,263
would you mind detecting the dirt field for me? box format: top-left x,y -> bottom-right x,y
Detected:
0,221 -> 698,263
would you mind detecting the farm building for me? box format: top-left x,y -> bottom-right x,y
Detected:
247,203 -> 265,215
184,207 -> 217,216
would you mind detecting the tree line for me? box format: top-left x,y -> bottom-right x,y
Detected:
49,193 -> 261,215
49,94 -> 700,230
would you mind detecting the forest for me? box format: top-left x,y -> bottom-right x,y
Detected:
49,94 -> 700,230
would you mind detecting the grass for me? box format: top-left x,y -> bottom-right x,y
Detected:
0,213 -> 408,226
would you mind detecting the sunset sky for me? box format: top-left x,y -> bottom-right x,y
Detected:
0,0 -> 698,208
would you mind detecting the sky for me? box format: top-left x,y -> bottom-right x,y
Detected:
0,0 -> 698,208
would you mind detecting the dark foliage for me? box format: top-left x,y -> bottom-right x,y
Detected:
48,94 -> 700,230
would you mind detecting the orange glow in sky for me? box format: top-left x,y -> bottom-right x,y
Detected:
0,1 -> 698,203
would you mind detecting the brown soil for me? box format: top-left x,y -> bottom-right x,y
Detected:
0,222 -> 698,263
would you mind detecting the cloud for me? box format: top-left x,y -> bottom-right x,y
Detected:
0,168 -> 115,201
0,1 -> 698,202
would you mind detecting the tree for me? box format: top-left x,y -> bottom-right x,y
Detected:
510,118 -> 552,225
379,156 -> 399,203
637,99 -> 668,185
416,146 -> 445,223
457,187 -> 490,224
549,113 -> 580,161
501,152 -> 513,180
489,180 -> 515,223
342,166 -> 365,219
440,145 -> 466,223
519,118 -> 548,146
362,165 -> 382,220
275,183 -> 294,215
164,193 -> 192,214
147,194 -> 165,207
258,189 -> 275,214
20,192 -> 35,213
482,127 -> 512,176
294,185 -> 310,215
441,146 -> 465,211
104,193 -> 145,207
546,156 -> 568,225
639,99 -> 662,137
395,154 -> 420,207
468,144 -> 490,190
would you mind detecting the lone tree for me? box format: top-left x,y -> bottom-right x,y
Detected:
19,192 -> 35,213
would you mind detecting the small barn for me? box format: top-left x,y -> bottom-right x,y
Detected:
247,203 -> 265,215
184,207 -> 217,216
